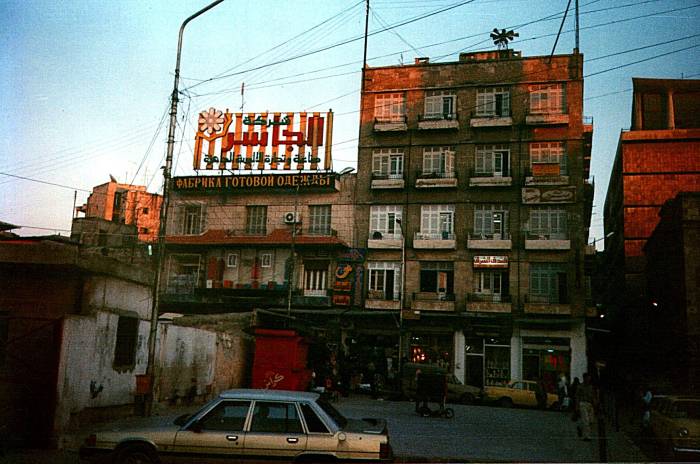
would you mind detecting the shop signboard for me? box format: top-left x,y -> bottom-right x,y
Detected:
194,109 -> 333,172
172,172 -> 335,193
473,256 -> 508,268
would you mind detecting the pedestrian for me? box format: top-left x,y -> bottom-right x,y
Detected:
576,373 -> 598,441
367,360 -> 377,399
535,378 -> 547,410
557,373 -> 569,410
570,376 -> 580,419
641,386 -> 652,430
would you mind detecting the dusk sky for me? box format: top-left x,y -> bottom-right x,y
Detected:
1,0 -> 699,245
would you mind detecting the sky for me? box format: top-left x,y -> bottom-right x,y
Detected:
1,0 -> 699,246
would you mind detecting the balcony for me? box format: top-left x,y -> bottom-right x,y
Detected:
526,112 -> 569,125
415,171 -> 458,189
467,232 -> 512,250
411,292 -> 455,312
524,234 -> 570,250
466,293 -> 512,313
367,231 -> 403,249
413,231 -> 456,249
374,116 -> 408,132
469,171 -> 512,187
469,113 -> 513,127
163,275 -> 289,306
525,165 -> 569,186
365,291 -> 401,310
524,295 -> 571,315
371,173 -> 405,189
293,288 -> 331,307
417,113 -> 459,130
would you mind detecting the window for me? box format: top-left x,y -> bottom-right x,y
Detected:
367,262 -> 401,300
182,204 -> 205,235
261,253 -> 272,268
422,147 -> 455,177
304,262 -> 327,297
113,316 -> 138,369
369,205 -> 402,240
372,148 -> 404,179
424,90 -> 456,119
227,253 -> 238,267
530,263 -> 568,304
476,87 -> 510,117
250,401 -> 303,433
475,145 -> 510,177
530,142 -> 567,175
246,206 -> 267,235
529,206 -> 567,239
374,93 -> 405,122
419,261 -> 454,294
529,83 -> 566,114
309,205 -> 331,235
420,205 -> 455,239
300,403 -> 330,433
474,270 -> 508,299
200,400 -> 251,431
474,204 -> 509,239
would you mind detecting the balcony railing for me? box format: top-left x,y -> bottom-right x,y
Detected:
524,294 -> 572,315
367,231 -> 403,249
371,173 -> 405,189
524,233 -> 570,250
469,232 -> 511,240
467,293 -> 512,303
415,170 -> 458,188
414,231 -> 456,249
525,111 -> 569,125
374,116 -> 408,132
417,113 -> 459,130
411,292 -> 456,312
415,231 -> 455,240
525,293 -> 569,305
469,112 -> 513,127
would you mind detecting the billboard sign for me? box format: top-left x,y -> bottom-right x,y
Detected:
194,109 -> 333,172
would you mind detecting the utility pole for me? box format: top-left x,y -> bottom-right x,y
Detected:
144,0 -> 225,417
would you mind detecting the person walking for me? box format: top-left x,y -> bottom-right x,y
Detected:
576,373 -> 597,441
557,373 -> 569,410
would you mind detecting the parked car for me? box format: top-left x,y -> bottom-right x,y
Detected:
400,363 -> 482,404
649,395 -> 700,461
80,389 -> 392,463
483,380 -> 558,408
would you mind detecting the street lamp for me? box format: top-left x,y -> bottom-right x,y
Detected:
395,218 -> 406,374
145,0 -> 225,417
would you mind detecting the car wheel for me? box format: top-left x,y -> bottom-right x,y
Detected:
460,393 -> 475,404
115,444 -> 158,464
499,397 -> 514,408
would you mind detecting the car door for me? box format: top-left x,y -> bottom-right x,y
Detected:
244,400 -> 308,459
510,382 -> 529,406
299,401 -> 338,456
171,399 -> 250,463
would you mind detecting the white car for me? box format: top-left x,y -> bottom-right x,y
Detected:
80,389 -> 392,463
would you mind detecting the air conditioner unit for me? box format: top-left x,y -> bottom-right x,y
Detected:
284,212 -> 301,224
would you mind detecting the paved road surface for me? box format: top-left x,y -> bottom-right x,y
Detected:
2,394 -> 649,463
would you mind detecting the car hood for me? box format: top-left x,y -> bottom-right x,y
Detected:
343,418 -> 388,435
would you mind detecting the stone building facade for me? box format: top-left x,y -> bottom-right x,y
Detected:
353,49 -> 593,389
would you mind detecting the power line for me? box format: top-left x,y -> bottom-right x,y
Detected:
0,172 -> 91,193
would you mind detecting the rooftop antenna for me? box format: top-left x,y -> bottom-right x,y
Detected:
490,28 -> 518,50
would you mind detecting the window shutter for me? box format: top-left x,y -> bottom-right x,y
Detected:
444,150 -> 454,174
200,204 -> 208,234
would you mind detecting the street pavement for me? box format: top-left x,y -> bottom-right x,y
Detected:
2,394 -> 650,463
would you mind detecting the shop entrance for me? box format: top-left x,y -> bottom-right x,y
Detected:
522,337 -> 570,393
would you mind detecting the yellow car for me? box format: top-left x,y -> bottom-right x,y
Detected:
80,389 -> 392,463
649,395 -> 700,461
483,380 -> 558,409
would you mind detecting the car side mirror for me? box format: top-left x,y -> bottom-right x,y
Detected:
188,420 -> 203,433
338,432 -> 347,442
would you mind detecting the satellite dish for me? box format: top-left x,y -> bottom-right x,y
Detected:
490,28 -> 519,50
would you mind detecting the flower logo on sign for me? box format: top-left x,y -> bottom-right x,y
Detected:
198,107 -> 224,134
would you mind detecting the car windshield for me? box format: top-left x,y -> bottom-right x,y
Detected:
316,398 -> 348,428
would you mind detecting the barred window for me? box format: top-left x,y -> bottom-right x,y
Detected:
246,206 -> 267,234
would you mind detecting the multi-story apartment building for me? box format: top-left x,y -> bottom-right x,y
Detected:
603,78 -> 700,385
74,177 -> 163,244
354,49 -> 593,389
158,110 -> 358,317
